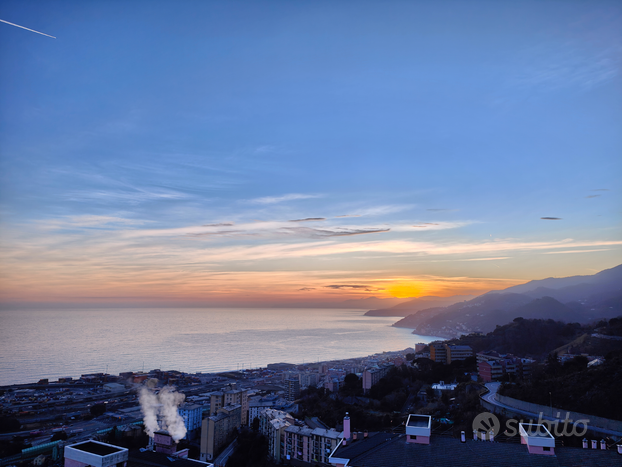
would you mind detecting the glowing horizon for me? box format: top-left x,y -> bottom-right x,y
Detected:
0,2 -> 620,307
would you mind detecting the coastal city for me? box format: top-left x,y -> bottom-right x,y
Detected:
2,329 -> 621,467
2,1 -> 621,467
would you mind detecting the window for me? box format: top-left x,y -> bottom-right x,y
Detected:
543,447 -> 550,452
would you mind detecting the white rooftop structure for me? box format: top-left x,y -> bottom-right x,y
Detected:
64,440 -> 128,467
519,423 -> 555,456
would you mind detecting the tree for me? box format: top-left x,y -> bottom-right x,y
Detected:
51,431 -> 68,441
0,417 -> 20,433
546,352 -> 561,376
90,403 -> 106,417
342,373 -> 361,396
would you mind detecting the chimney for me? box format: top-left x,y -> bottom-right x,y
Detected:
591,440 -> 597,449
489,430 -> 494,442
617,444 -> 622,455
582,439 -> 588,449
352,432 -> 357,440
600,439 -> 606,450
364,430 -> 368,438
473,430 -> 477,441
461,431 -> 466,443
343,413 -> 351,440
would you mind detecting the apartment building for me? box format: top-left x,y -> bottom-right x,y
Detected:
430,343 -> 473,364
477,351 -> 535,382
361,363 -> 394,393
284,425 -> 343,465
199,404 -> 241,462
285,378 -> 301,402
429,342 -> 447,363
178,403 -> 204,440
259,409 -> 295,464
208,384 -> 249,425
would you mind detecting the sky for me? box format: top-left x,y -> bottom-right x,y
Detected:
0,1 -> 621,307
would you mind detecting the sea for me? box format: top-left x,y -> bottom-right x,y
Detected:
0,307 -> 440,386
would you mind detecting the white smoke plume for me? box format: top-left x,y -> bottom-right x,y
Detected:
138,380 -> 187,442
158,386 -> 187,441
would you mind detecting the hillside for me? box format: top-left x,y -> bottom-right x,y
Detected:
393,292 -> 534,337
390,264 -> 622,338
445,316 -> 622,358
364,294 -> 473,317
488,263 -> 622,305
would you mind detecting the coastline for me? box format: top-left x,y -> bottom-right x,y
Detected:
0,307 -> 443,386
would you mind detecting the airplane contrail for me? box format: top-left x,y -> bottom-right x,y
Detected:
0,19 -> 56,38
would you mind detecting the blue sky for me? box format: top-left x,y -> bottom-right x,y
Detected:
1,1 -> 620,305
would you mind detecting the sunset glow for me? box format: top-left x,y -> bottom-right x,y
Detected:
0,2 -> 620,308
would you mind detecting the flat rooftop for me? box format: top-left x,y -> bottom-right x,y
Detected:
520,424 -> 554,438
70,441 -> 125,456
407,415 -> 430,428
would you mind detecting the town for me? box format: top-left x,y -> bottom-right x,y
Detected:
2,316 -> 621,467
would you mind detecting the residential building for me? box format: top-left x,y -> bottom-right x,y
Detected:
300,372 -> 319,388
178,403 -> 204,440
284,425 -> 343,465
285,378 -> 301,402
325,377 -> 340,393
445,344 -> 473,363
259,409 -> 295,464
429,342 -> 447,363
431,381 -> 457,396
477,351 -> 535,382
429,343 -> 473,364
208,384 -> 249,425
199,404 -> 241,462
361,363 -> 394,393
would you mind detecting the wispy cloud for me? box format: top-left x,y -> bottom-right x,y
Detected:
541,217 -> 562,220
412,223 -> 440,228
249,193 -> 322,204
585,195 -> 601,199
459,257 -> 510,261
543,249 -> 611,255
289,218 -> 326,222
325,284 -> 384,292
354,205 -> 414,216
39,215 -> 146,230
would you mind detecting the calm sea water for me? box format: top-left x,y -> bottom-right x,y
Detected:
0,308 -> 439,386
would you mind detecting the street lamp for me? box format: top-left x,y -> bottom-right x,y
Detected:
549,392 -> 552,416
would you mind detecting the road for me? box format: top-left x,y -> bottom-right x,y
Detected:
480,382 -> 622,437
213,440 -> 237,467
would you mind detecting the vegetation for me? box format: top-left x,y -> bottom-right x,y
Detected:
51,430 -> 68,441
499,350 -> 622,421
0,416 -> 21,433
89,403 -> 107,417
226,430 -> 273,467
445,316 -> 622,358
296,359 -> 479,434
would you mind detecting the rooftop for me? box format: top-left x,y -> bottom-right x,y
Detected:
406,415 -> 430,428
330,433 -> 621,467
69,441 -> 125,456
